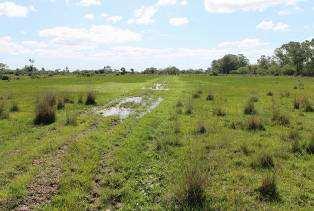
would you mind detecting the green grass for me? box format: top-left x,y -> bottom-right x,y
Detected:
0,74 -> 313,209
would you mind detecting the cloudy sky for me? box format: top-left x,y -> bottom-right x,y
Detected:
0,0 -> 313,70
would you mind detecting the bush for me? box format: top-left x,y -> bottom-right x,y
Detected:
85,91 -> 96,105
291,140 -> 302,154
272,110 -> 290,127
206,92 -> 214,101
34,94 -> 56,125
258,175 -> 280,202
247,116 -> 264,131
10,102 -> 19,112
286,129 -> 300,141
244,101 -> 257,115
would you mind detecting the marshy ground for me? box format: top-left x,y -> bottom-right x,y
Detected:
0,75 -> 313,210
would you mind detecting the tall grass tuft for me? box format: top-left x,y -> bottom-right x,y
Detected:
258,175 -> 280,202
34,93 -> 56,125
0,101 -> 9,120
171,146 -> 208,209
10,102 -> 19,112
206,92 -> 214,101
65,112 -> 78,126
247,115 -> 264,131
85,91 -> 96,105
57,97 -> 65,110
244,100 -> 257,115
252,153 -> 275,169
271,110 -> 290,127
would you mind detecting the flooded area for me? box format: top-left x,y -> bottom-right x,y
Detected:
95,96 -> 163,119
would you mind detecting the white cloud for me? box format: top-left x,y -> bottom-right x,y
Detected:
101,13 -> 122,23
169,17 -> 189,26
277,10 -> 291,16
0,36 -> 271,69
128,0 -> 180,25
180,0 -> 188,6
204,0 -> 302,13
38,25 -> 142,45
157,0 -> 177,6
257,20 -> 289,31
0,1 -> 31,17
78,0 -> 101,6
128,5 -> 158,25
84,13 -> 94,20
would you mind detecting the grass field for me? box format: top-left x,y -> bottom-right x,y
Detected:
0,75 -> 313,210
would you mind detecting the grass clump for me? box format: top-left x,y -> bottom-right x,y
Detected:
170,147 -> 208,209
34,93 -> 56,125
271,110 -> 290,127
206,92 -> 214,101
244,100 -> 257,115
280,91 -> 290,98
176,101 -> 183,107
78,95 -> 84,104
267,91 -> 273,96
258,175 -> 280,202
185,99 -> 193,115
249,94 -> 259,102
213,106 -> 226,117
252,153 -> 275,169
65,112 -> 78,126
192,93 -> 201,99
305,135 -> 314,154
0,101 -> 9,120
10,102 -> 19,112
247,115 -> 264,131
294,95 -> 313,112
57,97 -> 65,110
196,121 -> 207,135
85,91 -> 96,105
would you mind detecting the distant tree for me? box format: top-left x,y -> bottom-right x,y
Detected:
275,41 -> 307,74
0,63 -> 7,72
143,67 -> 158,74
120,67 -> 126,75
162,66 -> 180,75
130,68 -> 135,74
257,55 -> 272,70
211,54 -> 249,74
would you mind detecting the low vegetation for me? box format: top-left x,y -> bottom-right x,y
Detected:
0,75 -> 313,210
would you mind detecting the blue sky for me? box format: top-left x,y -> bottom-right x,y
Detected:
0,0 -> 313,70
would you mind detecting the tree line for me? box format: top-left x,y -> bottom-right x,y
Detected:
0,38 -> 313,79
211,38 -> 314,76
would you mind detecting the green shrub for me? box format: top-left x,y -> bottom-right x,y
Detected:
258,175 -> 280,202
